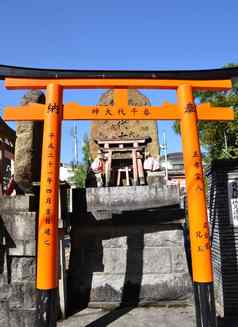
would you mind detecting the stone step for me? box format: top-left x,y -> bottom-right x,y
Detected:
68,272 -> 192,305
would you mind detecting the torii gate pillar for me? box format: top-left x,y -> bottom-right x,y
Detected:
178,84 -> 216,327
36,83 -> 63,326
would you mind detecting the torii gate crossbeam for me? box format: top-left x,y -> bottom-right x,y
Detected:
1,65 -> 236,327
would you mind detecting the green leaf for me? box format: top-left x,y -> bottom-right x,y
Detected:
173,63 -> 238,163
69,134 -> 92,188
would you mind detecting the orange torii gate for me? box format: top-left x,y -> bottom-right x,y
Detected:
1,65 -> 237,327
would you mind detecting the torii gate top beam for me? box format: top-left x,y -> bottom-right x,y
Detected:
4,77 -> 232,91
0,64 -> 238,81
0,64 -> 238,90
1,65 -> 235,122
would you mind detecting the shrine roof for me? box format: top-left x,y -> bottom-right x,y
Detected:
0,117 -> 16,143
96,137 -> 151,144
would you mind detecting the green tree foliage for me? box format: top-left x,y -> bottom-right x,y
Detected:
173,64 -> 238,162
70,136 -> 91,187
70,164 -> 87,188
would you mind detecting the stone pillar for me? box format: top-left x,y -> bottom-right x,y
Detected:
14,90 -> 45,194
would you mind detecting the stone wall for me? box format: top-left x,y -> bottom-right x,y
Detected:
0,195 -> 37,327
67,189 -> 192,314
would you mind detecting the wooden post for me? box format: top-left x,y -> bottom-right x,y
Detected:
178,84 -> 216,327
36,83 -> 63,327
136,152 -> 145,185
132,149 -> 138,186
125,167 -> 130,186
105,150 -> 112,187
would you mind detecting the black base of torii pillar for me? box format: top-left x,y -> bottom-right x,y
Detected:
36,290 -> 57,327
194,283 -> 217,327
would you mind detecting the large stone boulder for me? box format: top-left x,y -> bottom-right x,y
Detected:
89,90 -> 159,159
14,90 -> 45,194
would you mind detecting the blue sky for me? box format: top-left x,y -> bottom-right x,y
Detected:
0,0 -> 237,162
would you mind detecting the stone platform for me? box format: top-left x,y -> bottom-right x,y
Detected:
68,197 -> 192,314
86,185 -> 180,214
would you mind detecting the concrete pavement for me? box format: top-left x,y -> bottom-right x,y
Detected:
58,306 -> 196,327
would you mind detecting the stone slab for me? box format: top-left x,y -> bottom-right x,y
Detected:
0,196 -> 34,213
10,257 -> 35,283
1,211 -> 36,256
71,225 -> 184,248
144,229 -> 184,247
86,185 -> 180,213
71,272 -> 192,304
80,247 -> 173,275
7,240 -> 35,256
2,212 -> 36,240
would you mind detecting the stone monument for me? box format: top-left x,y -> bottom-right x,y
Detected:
14,90 -> 45,193
89,89 -> 159,159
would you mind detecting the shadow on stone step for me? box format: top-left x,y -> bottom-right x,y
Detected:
66,228 -> 144,318
84,306 -> 135,327
217,317 -> 238,327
